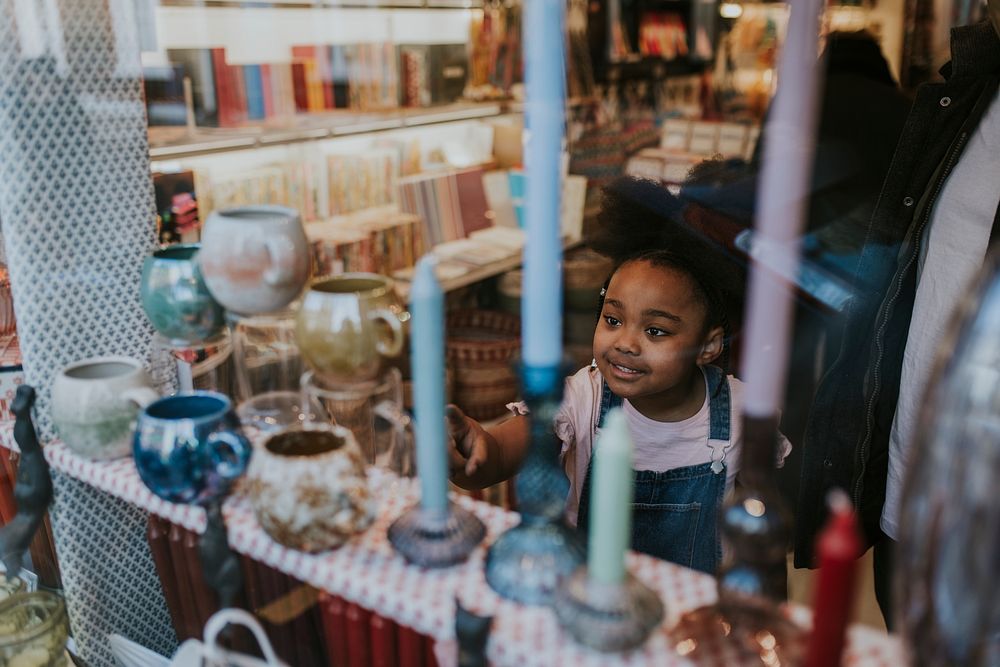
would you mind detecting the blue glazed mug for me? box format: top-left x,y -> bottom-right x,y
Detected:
133,391 -> 252,505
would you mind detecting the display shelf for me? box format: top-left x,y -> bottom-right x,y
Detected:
394,237 -> 585,301
37,438 -> 904,667
148,102 -> 510,161
158,0 -> 479,9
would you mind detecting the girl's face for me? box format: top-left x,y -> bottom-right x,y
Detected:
593,260 -> 723,421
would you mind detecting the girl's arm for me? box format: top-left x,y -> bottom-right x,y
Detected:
447,407 -> 531,490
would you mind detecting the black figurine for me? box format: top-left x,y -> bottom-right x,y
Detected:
455,600 -> 492,667
0,385 -> 53,577
198,500 -> 242,608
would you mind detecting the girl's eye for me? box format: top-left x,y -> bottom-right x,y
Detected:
603,315 -> 621,327
646,327 -> 671,337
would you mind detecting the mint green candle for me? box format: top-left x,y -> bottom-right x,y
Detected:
587,407 -> 634,585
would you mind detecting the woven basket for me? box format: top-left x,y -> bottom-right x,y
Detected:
446,310 -> 521,421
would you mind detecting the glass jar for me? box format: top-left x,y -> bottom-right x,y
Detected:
0,592 -> 70,667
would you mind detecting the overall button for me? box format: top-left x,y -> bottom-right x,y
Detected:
823,458 -> 834,470
940,96 -> 952,107
903,196 -> 915,207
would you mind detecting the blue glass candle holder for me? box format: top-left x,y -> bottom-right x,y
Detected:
484,363 -> 585,605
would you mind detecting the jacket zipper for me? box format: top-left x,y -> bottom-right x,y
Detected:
852,130 -> 970,508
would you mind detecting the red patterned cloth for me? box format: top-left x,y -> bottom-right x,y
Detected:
39,440 -> 904,666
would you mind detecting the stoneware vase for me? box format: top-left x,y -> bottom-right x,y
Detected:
295,274 -> 405,385
133,391 -> 252,505
51,357 -> 159,460
246,424 -> 374,552
141,244 -> 226,345
200,205 -> 311,316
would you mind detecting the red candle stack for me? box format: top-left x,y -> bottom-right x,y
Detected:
805,491 -> 863,667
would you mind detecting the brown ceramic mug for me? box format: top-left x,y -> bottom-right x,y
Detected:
295,275 -> 404,385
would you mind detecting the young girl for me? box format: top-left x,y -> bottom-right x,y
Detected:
446,176 -> 790,574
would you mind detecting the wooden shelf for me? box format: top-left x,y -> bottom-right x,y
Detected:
395,237 -> 584,301
157,0 -> 481,9
148,101 -> 514,161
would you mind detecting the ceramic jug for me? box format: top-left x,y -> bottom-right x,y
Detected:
200,205 -> 311,316
246,424 -> 374,552
141,244 -> 226,345
295,274 -> 405,384
133,391 -> 252,505
52,357 -> 159,460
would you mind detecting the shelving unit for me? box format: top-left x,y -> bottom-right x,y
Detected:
148,101 -> 508,160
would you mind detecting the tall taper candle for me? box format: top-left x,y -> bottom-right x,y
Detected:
522,0 -> 566,373
741,0 -> 825,416
411,255 -> 449,514
588,408 -> 634,585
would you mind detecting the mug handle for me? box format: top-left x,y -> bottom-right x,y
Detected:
204,608 -> 285,667
205,430 -> 252,480
262,236 -> 298,287
120,387 -> 159,408
369,307 -> 404,358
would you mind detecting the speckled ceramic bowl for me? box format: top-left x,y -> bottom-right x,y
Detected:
246,424 -> 374,553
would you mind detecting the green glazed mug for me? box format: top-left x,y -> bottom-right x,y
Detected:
296,275 -> 405,385
141,244 -> 226,345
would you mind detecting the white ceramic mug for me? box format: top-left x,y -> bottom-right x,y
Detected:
199,205 -> 311,316
51,357 -> 159,460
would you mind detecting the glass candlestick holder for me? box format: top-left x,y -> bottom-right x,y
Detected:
668,414 -> 806,665
388,503 -> 486,569
555,567 -> 664,653
484,363 -> 585,605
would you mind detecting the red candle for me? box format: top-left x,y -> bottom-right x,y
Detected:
805,491 -> 863,667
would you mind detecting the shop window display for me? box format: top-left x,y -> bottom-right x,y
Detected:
0,0 -> 995,665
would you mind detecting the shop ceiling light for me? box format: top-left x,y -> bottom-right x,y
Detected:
720,2 -> 744,18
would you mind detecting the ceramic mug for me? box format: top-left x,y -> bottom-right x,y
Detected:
246,424 -> 373,552
51,357 -> 159,460
295,275 -> 405,384
200,205 -> 311,316
141,244 -> 226,345
133,391 -> 252,505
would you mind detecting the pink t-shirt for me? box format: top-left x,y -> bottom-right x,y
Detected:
512,366 -> 791,527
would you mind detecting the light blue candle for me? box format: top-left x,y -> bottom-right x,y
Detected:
588,408 -> 634,584
522,0 -> 566,374
411,255 -> 449,514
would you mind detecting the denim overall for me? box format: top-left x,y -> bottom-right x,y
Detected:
577,365 -> 731,574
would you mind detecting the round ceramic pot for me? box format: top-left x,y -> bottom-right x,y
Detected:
295,274 -> 406,385
141,244 -> 226,345
51,357 -> 159,460
0,592 -> 69,666
133,391 -> 252,505
200,205 -> 311,316
247,424 -> 374,552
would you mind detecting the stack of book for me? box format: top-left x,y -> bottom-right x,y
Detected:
397,166 -> 492,248
158,43 -> 469,128
327,150 -> 400,216
306,223 -> 376,278
306,211 -> 423,279
197,161 -> 321,222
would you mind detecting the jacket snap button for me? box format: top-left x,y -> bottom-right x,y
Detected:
903,196 -> 915,207
940,96 -> 952,107
823,458 -> 834,469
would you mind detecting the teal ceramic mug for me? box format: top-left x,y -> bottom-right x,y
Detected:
141,244 -> 226,345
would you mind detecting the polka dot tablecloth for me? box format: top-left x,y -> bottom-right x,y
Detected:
42,441 -> 905,666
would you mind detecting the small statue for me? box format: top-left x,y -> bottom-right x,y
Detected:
198,500 -> 242,608
0,385 -> 53,577
455,600 -> 492,667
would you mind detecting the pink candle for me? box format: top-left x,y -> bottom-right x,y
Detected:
741,0 -> 826,416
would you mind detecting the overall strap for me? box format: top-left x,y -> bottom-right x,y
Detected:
703,365 -> 731,442
595,379 -> 624,431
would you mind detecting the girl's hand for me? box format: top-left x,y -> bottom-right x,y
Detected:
446,404 -> 492,478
